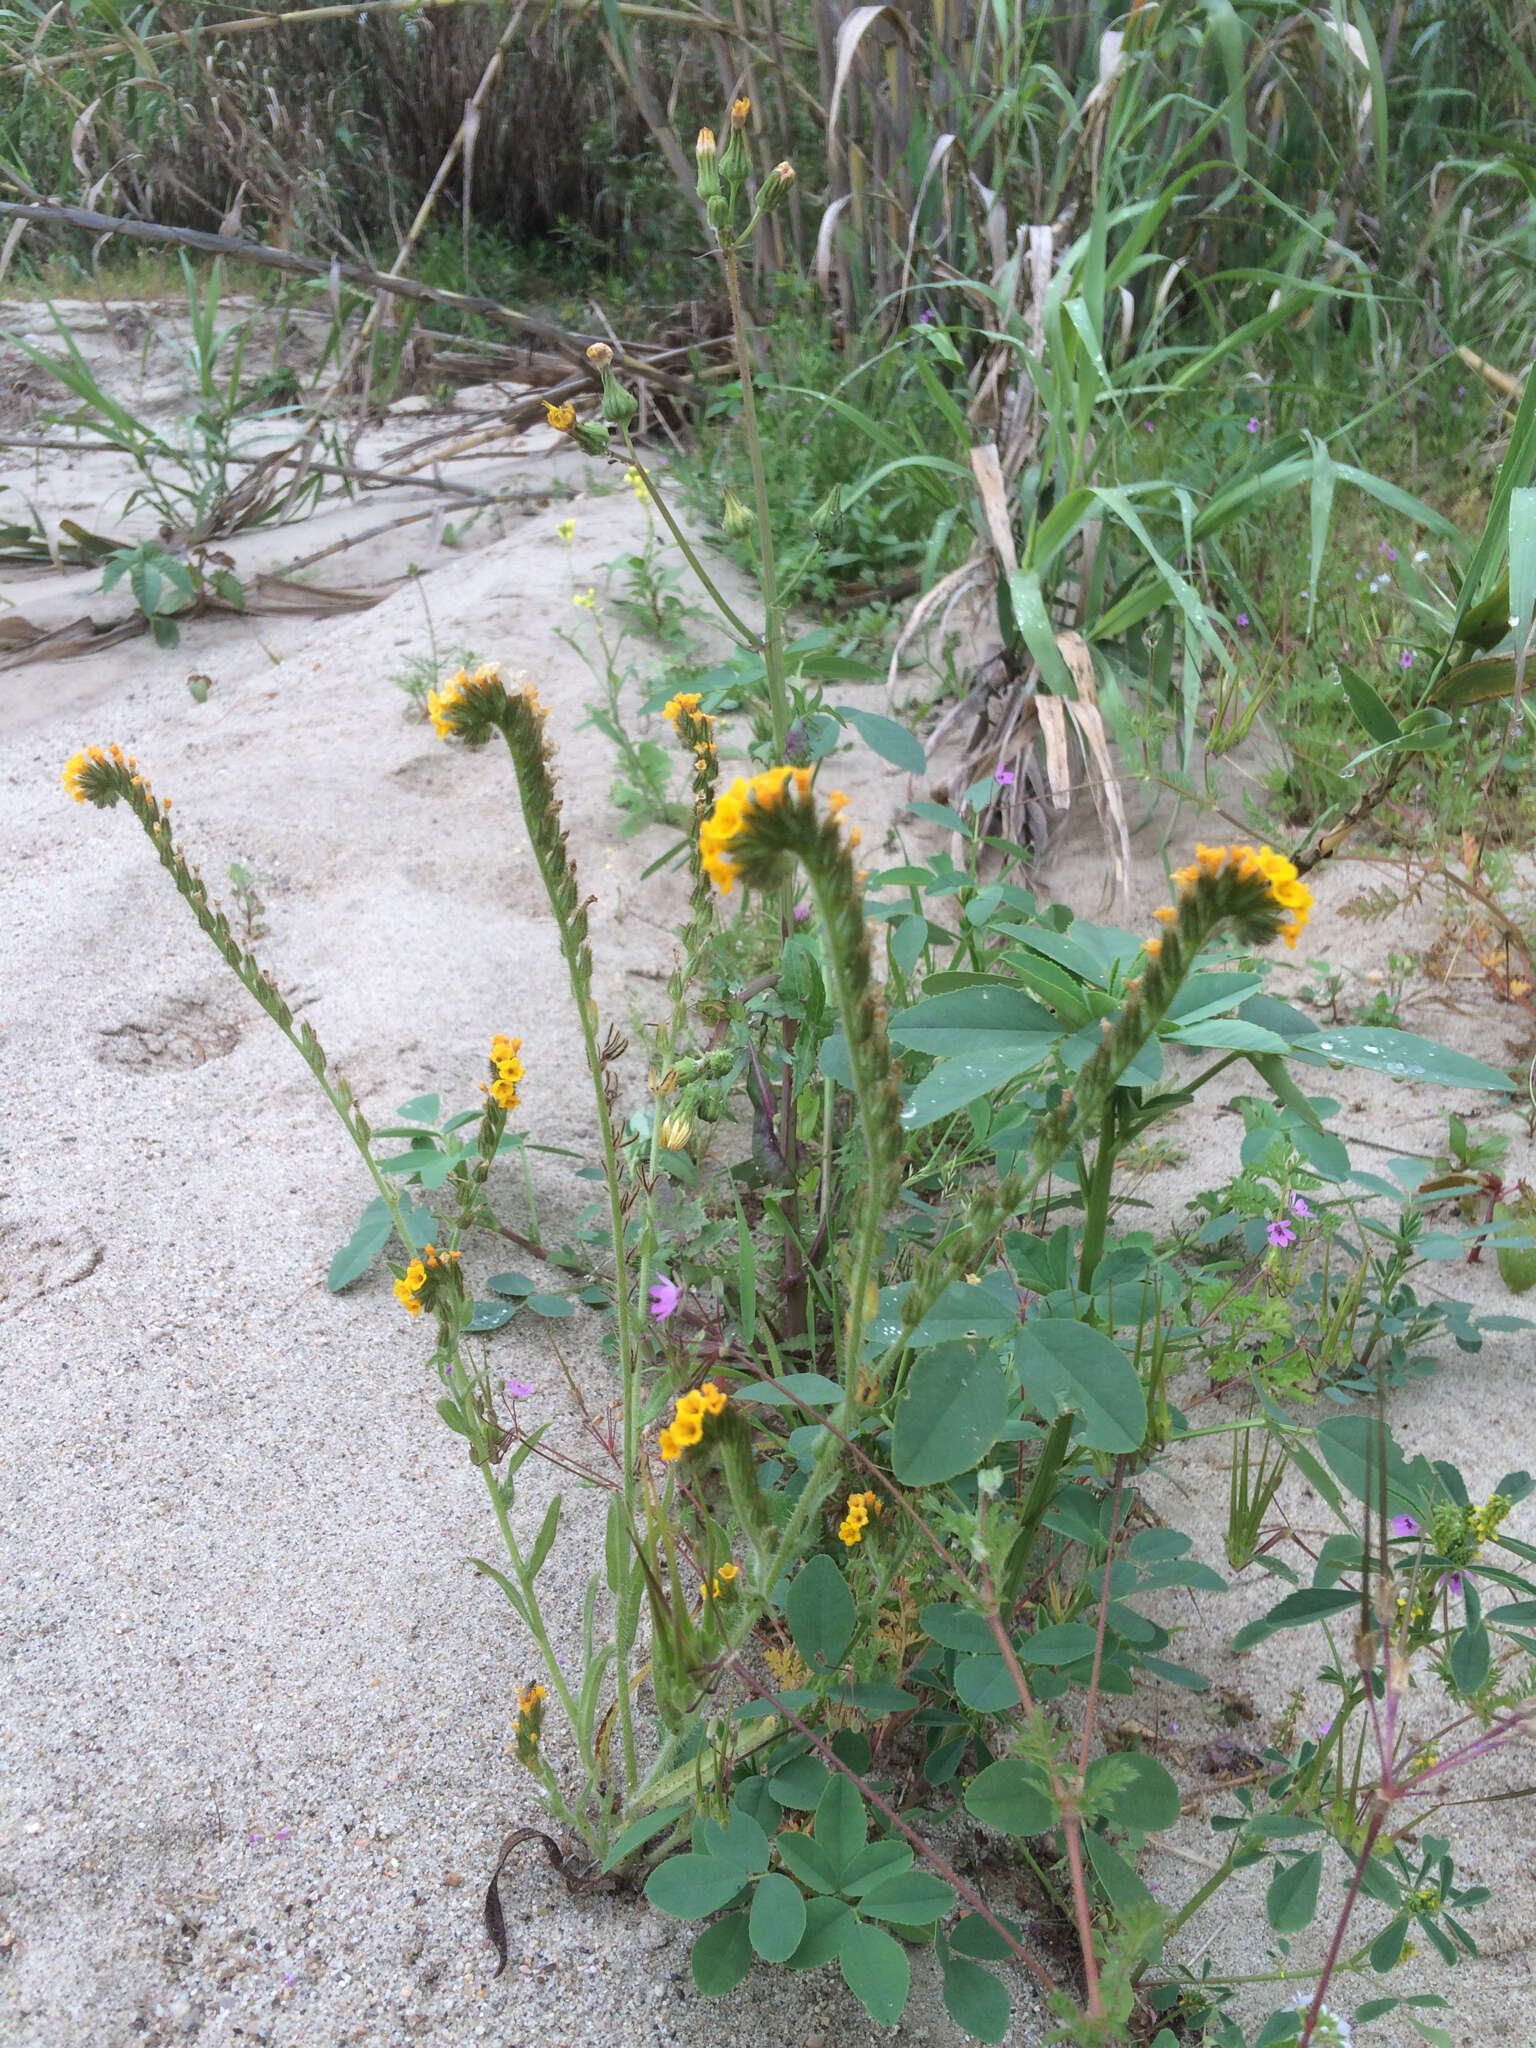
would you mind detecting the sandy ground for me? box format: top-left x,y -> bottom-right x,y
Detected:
3,304 -> 1536,2046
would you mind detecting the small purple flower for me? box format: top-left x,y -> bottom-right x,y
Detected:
1236,612 -> 1249,628
1441,1570 -> 1465,1600
649,1276 -> 683,1320
1267,1218 -> 1297,1249
1399,649 -> 1415,669
994,763 -> 1016,786
1289,1193 -> 1313,1219
1390,1514 -> 1420,1539
505,1378 -> 534,1401
1317,1718 -> 1333,1740
792,903 -> 811,923
1246,416 -> 1260,433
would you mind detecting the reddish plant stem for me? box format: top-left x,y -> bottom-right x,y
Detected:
721,1654 -> 1060,2000
1078,1456 -> 1127,1781
1299,1800 -> 1386,2048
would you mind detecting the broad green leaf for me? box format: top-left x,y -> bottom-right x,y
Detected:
466,1298 -> 516,1332
748,1872 -> 807,1961
646,1852 -> 750,1919
920,1602 -> 997,1654
904,1279 -> 1020,1349
326,1195 -> 394,1291
947,1909 -> 1027,1960
900,1040 -> 1059,1129
1166,1018 -> 1291,1053
1081,1824 -> 1156,1914
486,1270 -> 537,1297
857,1870 -> 956,1924
813,1774 -> 867,1887
768,1753 -> 831,1809
1337,661 -> 1402,744
837,703 -> 926,775
892,1343 -> 1010,1485
1450,1621 -> 1491,1696
941,1951 -> 1010,2044
1017,1621 -> 1100,1665
396,1092 -> 441,1121
1296,1028 -> 1513,1092
1266,1850 -> 1323,1933
774,1829 -> 839,1894
786,1553 -> 855,1672
527,1292 -> 576,1318
1231,1586 -> 1359,1651
953,1654 -> 1020,1713
1013,1321 -> 1147,1452
839,1920 -> 909,2027
1085,1751 -> 1181,1832
890,984 -> 1058,1052
840,1840 -> 913,1897
965,1758 -> 1057,1837
690,1910 -> 752,1993
785,1894 -> 852,1967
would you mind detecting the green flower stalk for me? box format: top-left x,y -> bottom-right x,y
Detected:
430,661 -> 645,1777
1034,840 -> 1315,1175
61,744 -> 394,1214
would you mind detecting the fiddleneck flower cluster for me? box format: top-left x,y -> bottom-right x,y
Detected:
514,1679 -> 548,1765
698,767 -> 861,895
489,1034 -> 525,1112
393,1241 -> 461,1318
838,1488 -> 882,1547
658,1381 -> 727,1462
1147,842 -> 1313,958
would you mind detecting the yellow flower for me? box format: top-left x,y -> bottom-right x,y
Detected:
658,1383 -> 724,1459
427,669 -> 470,740
698,765 -> 814,894
62,747 -> 107,802
658,1113 -> 692,1151
573,587 -> 596,611
663,691 -> 704,728
489,1034 -> 525,1111
715,1560 -> 738,1584
698,1380 -> 726,1415
556,519 -> 575,542
838,1488 -> 882,1546
545,402 -> 576,432
394,1259 -> 427,1317
625,465 -> 650,504
731,95 -> 750,126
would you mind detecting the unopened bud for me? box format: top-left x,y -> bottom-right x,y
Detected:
719,107 -> 751,188
810,481 -> 842,533
759,160 -> 795,213
599,369 -> 638,429
585,341 -> 614,371
695,127 -> 720,201
706,192 -> 731,231
572,419 -> 611,455
721,486 -> 754,539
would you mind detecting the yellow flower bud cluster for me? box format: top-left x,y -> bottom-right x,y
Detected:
1144,841 -> 1313,958
838,1488 -> 882,1546
514,1679 -> 548,1764
658,1381 -> 727,1461
489,1033 -> 525,1112
663,691 -> 703,728
393,1241 -> 461,1318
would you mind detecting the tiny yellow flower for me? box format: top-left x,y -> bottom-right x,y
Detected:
394,1259 -> 427,1317
731,95 -> 750,127
573,587 -> 596,611
544,401 -> 576,432
698,765 -> 815,894
556,518 -> 575,542
625,465 -> 650,504
837,1488 -> 882,1546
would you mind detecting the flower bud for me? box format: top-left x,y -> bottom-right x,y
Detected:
695,127 -> 720,201
658,1113 -> 692,1152
572,419 -> 611,455
758,160 -> 795,213
706,192 -> 730,231
585,341 -> 614,371
599,367 -> 638,429
719,104 -> 751,188
721,486 -> 755,539
810,481 -> 842,533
